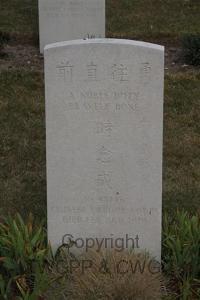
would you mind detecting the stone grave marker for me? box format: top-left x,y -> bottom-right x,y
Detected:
44,39 -> 164,260
39,0 -> 105,52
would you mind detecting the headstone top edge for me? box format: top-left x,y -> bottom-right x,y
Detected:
44,38 -> 164,53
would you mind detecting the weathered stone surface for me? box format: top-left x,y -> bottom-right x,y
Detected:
44,39 -> 164,260
39,0 -> 105,52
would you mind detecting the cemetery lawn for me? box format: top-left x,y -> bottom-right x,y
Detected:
0,0 -> 38,40
107,0 -> 200,40
0,0 -> 200,218
0,0 -> 200,41
163,71 -> 200,213
0,69 -> 200,218
0,71 -> 46,219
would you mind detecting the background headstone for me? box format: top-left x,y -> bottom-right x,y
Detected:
44,39 -> 164,260
39,0 -> 105,52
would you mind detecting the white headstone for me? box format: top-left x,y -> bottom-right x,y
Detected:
45,39 -> 164,260
39,0 -> 105,53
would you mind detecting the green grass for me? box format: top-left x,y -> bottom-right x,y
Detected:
163,210 -> 200,298
0,1 -> 200,298
1,0 -> 200,40
163,72 -> 200,212
0,71 -> 46,219
0,213 -> 49,299
0,0 -> 200,216
0,211 -> 199,299
0,69 -> 199,217
0,0 -> 38,37
107,0 -> 200,39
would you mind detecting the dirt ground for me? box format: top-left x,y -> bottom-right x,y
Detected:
0,43 -> 43,72
0,40 -> 196,74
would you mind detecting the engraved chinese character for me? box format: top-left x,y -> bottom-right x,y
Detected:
96,172 -> 112,189
142,62 -> 151,73
104,121 -> 113,135
111,64 -> 128,82
97,146 -> 112,163
56,61 -> 74,82
87,62 -> 97,81
96,121 -> 113,136
141,62 -> 151,84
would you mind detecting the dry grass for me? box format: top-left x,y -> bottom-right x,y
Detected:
65,249 -> 163,300
0,70 -> 46,219
163,71 -> 200,212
